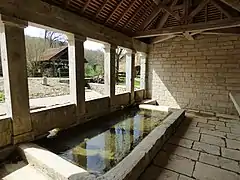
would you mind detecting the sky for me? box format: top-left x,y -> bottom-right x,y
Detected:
24,26 -> 104,51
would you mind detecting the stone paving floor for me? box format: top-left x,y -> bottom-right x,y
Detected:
139,111 -> 240,180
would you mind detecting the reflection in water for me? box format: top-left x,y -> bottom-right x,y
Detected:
59,109 -> 169,175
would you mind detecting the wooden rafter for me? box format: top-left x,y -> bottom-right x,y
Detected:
64,0 -> 71,8
123,0 -> 148,29
105,0 -> 124,24
114,0 -> 136,28
188,0 -> 210,22
134,18 -> 240,38
95,0 -> 109,18
141,0 -> 181,30
210,0 -> 232,19
156,0 -> 179,29
183,0 -> 190,22
202,28 -> 240,35
81,0 -> 91,14
219,0 -> 240,12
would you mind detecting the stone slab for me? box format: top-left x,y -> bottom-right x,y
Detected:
163,144 -> 199,160
193,162 -> 239,180
226,139 -> 240,150
139,165 -> 179,180
168,137 -> 193,148
153,151 -> 195,177
200,134 -> 225,147
222,148 -> 240,161
199,152 -> 240,173
193,141 -> 220,155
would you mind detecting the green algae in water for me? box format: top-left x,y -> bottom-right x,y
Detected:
58,108 -> 169,175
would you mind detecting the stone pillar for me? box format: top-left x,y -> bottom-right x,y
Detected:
0,15 -> 32,137
68,34 -> 86,118
140,53 -> 147,89
126,49 -> 135,104
104,44 -> 116,105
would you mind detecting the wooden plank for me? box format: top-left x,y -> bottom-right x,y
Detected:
81,0 -> 91,14
114,0 -> 136,28
123,0 -> 148,29
188,0 -> 210,21
152,35 -> 176,43
105,0 -> 124,24
219,0 -> 240,12
95,0 -> 109,18
210,0 -> 232,19
156,0 -> 179,29
0,0 -> 148,52
134,18 -> 240,38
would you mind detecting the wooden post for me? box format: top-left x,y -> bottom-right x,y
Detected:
0,15 -> 32,136
126,49 -> 135,104
104,44 -> 116,106
68,34 -> 86,118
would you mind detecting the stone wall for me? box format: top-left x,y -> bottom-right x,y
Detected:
148,34 -> 240,115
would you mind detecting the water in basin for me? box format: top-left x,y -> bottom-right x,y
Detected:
36,107 -> 170,175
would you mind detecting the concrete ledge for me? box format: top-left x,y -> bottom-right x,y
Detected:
18,143 -> 94,180
101,109 -> 185,180
141,99 -> 158,105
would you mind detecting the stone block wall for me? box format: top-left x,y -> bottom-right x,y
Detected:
148,34 -> 240,115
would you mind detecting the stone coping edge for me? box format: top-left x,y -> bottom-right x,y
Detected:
17,109 -> 185,180
100,109 -> 185,180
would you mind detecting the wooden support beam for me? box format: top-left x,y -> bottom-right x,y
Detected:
64,0 -> 71,8
105,0 -> 124,24
202,28 -> 240,35
183,32 -> 194,40
219,0 -> 240,12
152,35 -> 177,44
210,0 -> 232,19
156,0 -> 179,29
184,0 -> 190,23
0,0 -> 147,52
95,0 -> 109,18
123,0 -> 148,29
134,18 -> 240,38
114,0 -> 136,28
188,0 -> 210,22
81,0 -> 91,14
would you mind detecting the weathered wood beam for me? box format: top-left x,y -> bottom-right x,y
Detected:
64,0 -> 71,8
202,28 -> 240,35
134,18 -> 240,38
188,0 -> 210,22
184,0 -> 190,22
105,0 -> 124,24
152,35 -> 177,44
81,0 -> 91,14
183,32 -> 194,40
123,0 -> 148,29
219,0 -> 240,12
95,0 -> 109,18
156,0 -> 179,29
0,0 -> 148,52
211,0 -> 232,19
114,0 -> 136,28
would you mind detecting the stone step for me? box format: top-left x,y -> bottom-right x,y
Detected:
2,165 -> 50,180
18,143 -> 93,180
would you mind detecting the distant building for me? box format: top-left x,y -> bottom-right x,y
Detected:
38,46 -> 87,77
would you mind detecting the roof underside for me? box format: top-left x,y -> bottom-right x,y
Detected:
41,0 -> 240,43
